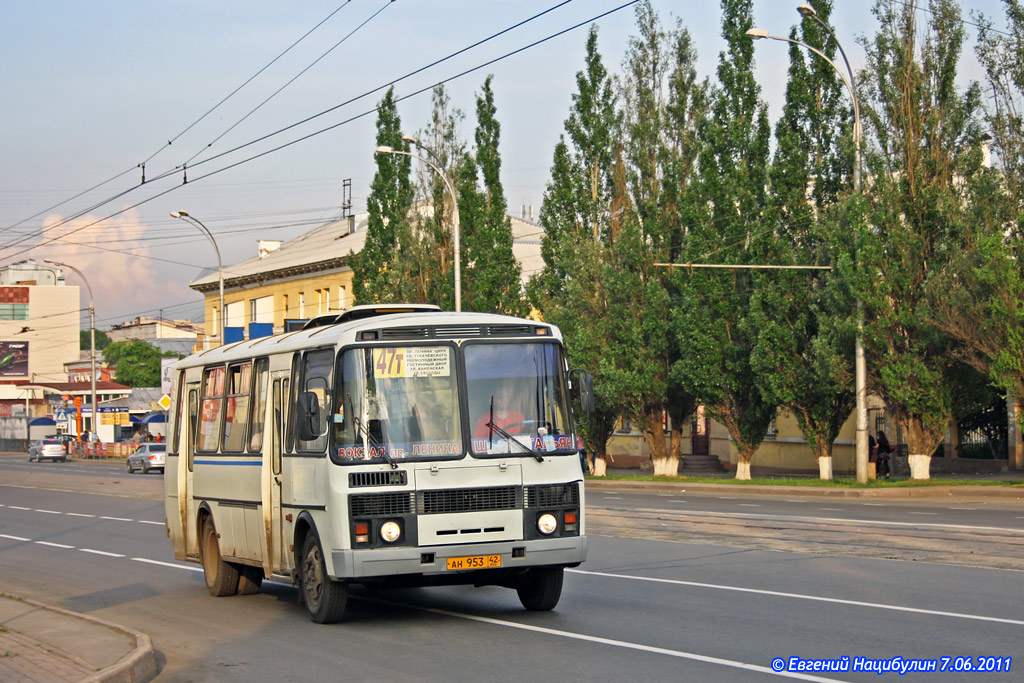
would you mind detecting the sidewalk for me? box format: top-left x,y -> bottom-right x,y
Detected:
0,594 -> 156,683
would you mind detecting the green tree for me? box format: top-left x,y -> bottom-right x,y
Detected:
750,0 -> 857,480
671,0 -> 774,480
529,25 -> 621,475
104,339 -> 174,387
351,87 -> 414,304
461,76 -> 525,315
80,329 -> 111,352
857,0 -> 983,478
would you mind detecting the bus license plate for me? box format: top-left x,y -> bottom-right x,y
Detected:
446,554 -> 501,570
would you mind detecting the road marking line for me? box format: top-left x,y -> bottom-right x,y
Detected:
8,506 -> 30,510
34,509 -> 61,514
0,534 -> 30,541
66,513 -> 95,518
863,503 -> 886,507
100,516 -> 134,522
819,508 -> 842,511
569,569 -> 1024,627
910,512 -> 938,515
131,557 -> 203,572
950,507 -> 975,511
36,541 -> 74,549
603,496 -> 622,500
785,500 -> 808,503
371,598 -> 841,682
80,548 -> 124,557
738,504 -> 760,507
718,497 -> 737,500
138,520 -> 164,525
667,499 -> 687,503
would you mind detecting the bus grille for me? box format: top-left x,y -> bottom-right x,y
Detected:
525,483 -> 579,509
349,471 -> 408,488
418,486 -> 521,514
349,491 -> 415,517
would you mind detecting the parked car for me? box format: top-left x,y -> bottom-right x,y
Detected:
127,443 -> 166,474
28,438 -> 67,462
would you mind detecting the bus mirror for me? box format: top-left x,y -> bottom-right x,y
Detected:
296,391 -> 321,441
570,370 -> 595,415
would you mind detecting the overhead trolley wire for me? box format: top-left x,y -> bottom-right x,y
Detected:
1,0 -> 635,263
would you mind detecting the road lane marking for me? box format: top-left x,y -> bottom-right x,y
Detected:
36,541 -> 74,549
569,569 -> 1024,627
737,504 -> 760,507
602,496 -> 622,500
80,548 -> 125,557
371,598 -> 841,682
667,499 -> 687,503
35,509 -> 61,514
950,507 -> 975,511
863,503 -> 886,507
0,534 -> 30,541
132,557 -> 203,572
101,516 -> 134,522
785,500 -> 807,503
8,506 -> 30,510
819,508 -> 842,511
910,512 -> 938,515
718,497 -> 737,500
66,513 -> 95,518
138,520 -> 165,525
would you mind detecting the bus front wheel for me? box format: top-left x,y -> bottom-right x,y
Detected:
301,533 -> 348,624
201,517 -> 239,597
516,566 -> 564,611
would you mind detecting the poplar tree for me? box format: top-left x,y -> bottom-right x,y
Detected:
858,0 -> 983,478
461,76 -> 525,315
749,0 -> 856,479
671,0 -> 774,480
351,88 -> 413,304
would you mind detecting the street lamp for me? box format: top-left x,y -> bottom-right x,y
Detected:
171,210 -> 225,345
44,260 -> 97,439
748,15 -> 870,483
375,140 -> 462,312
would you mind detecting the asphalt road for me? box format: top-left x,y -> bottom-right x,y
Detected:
1,456 -> 1021,681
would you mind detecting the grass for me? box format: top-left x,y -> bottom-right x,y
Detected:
588,473 -> 1022,488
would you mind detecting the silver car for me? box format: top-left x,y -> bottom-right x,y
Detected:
29,438 -> 67,462
127,443 -> 166,474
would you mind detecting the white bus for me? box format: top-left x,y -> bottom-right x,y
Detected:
164,305 -> 592,623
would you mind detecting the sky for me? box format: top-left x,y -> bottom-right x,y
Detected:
0,0 -> 1013,330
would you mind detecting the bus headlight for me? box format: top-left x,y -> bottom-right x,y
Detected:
380,520 -> 402,543
537,513 -> 558,535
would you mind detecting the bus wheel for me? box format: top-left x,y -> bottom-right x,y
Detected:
516,566 -> 564,611
301,533 -> 347,624
201,517 -> 239,597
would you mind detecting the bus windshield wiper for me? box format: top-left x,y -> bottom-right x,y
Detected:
487,421 -> 543,462
352,415 -> 397,469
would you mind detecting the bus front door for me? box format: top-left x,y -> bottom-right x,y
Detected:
263,375 -> 287,574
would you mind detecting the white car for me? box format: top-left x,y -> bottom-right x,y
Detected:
127,444 -> 166,474
29,438 -> 67,462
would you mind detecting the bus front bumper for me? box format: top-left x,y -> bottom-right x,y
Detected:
330,535 -> 587,580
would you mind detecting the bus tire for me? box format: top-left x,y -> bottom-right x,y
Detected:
516,566 -> 563,611
201,517 -> 239,597
300,533 -> 347,624
236,565 -> 263,595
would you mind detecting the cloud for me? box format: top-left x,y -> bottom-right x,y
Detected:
38,208 -> 191,322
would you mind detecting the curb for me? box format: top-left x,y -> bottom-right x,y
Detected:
2,595 -> 157,683
584,478 -> 1024,499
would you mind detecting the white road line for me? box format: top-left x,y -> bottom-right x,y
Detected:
0,534 -> 30,541
910,512 -> 938,516
66,513 -> 95,518
34,509 -> 61,514
718,497 -> 737,500
36,541 -> 74,549
863,503 -> 886,507
737,504 -> 760,507
138,520 -> 164,526
569,569 -> 1024,627
950,507 -> 975,511
373,598 -> 841,682
603,496 -> 622,500
131,557 -> 203,572
667,499 -> 687,503
785,500 -> 808,503
8,506 -> 30,510
100,516 -> 134,522
80,548 -> 125,558
819,508 -> 842,511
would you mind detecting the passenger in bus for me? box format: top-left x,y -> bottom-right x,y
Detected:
473,383 -> 526,439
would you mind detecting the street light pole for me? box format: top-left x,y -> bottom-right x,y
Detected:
171,210 -> 225,345
375,142 -> 462,312
44,260 -> 97,438
748,15 -> 870,483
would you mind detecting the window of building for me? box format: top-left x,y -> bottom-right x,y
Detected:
298,292 -> 305,318
0,304 -> 29,320
337,286 -> 346,310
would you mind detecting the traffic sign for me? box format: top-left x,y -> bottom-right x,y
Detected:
158,394 -> 172,411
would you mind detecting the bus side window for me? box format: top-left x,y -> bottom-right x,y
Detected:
286,355 -> 299,453
248,358 -> 269,453
297,348 -> 333,452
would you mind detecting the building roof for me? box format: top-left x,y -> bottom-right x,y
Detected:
99,387 -> 163,411
15,380 -> 131,394
190,213 -> 369,292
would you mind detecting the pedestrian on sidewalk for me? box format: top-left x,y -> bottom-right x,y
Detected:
876,431 -> 893,478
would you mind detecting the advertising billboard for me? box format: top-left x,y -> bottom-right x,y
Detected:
0,341 -> 28,377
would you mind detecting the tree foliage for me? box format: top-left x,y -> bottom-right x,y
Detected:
104,339 -> 175,387
81,329 -> 111,352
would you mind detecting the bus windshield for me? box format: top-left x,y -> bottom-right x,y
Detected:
332,345 -> 463,464
465,342 -> 574,457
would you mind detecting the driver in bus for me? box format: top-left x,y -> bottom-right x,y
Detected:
473,383 -> 526,439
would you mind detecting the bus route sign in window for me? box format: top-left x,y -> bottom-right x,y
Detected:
333,345 -> 462,464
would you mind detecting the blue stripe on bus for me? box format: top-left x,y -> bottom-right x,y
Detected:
194,460 -> 263,466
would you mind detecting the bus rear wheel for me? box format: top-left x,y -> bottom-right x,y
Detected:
201,517 -> 239,597
301,533 -> 347,624
516,566 -> 564,611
